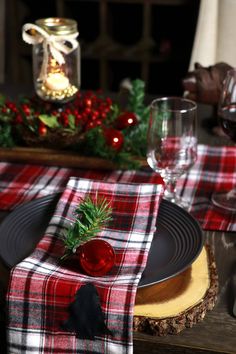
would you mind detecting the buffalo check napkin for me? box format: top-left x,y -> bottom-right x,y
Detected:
6,177 -> 164,354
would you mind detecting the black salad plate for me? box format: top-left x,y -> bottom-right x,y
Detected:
0,194 -> 204,287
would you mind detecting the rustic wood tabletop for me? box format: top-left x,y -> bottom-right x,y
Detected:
133,104 -> 236,354
0,101 -> 235,354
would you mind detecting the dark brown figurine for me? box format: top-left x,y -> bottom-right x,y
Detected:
182,62 -> 233,105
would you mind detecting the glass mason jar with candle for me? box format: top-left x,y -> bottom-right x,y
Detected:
22,18 -> 80,103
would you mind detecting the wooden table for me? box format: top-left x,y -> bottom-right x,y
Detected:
0,103 -> 236,353
133,104 -> 236,354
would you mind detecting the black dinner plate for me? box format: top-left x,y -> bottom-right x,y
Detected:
0,194 -> 204,287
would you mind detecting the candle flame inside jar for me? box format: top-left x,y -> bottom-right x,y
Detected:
45,72 -> 70,91
44,57 -> 70,91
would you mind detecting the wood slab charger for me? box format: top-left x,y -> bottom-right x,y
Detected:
134,245 -> 218,336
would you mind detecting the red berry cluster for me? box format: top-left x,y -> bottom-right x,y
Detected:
0,91 -> 139,152
67,91 -> 113,131
1,91 -> 113,136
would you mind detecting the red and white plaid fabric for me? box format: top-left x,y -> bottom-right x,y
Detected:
178,144 -> 236,231
0,163 -> 163,210
7,177 -> 164,353
0,144 -> 235,231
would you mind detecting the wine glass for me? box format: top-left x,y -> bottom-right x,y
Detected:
211,68 -> 236,211
147,97 -> 198,209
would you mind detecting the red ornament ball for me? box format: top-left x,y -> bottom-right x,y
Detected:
103,128 -> 124,151
77,239 -> 116,277
115,112 -> 138,130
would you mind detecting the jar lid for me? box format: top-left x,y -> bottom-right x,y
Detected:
35,18 -> 78,35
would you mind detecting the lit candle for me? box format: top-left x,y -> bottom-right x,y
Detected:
45,72 -> 70,91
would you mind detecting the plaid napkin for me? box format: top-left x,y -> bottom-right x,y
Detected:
6,177 -> 164,354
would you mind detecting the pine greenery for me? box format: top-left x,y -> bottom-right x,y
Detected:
81,79 -> 150,168
60,196 -> 113,260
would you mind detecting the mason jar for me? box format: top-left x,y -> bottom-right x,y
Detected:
24,18 -> 81,103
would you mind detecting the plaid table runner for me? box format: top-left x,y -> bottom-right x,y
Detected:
178,144 -> 236,232
0,163 -> 163,210
0,144 -> 235,231
6,177 -> 163,353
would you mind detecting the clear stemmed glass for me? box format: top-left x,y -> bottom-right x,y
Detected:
147,97 -> 198,209
211,68 -> 236,211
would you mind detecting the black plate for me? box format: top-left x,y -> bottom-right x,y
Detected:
0,194 -> 204,287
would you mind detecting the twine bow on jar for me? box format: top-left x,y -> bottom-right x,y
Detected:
22,18 -> 81,103
22,22 -> 79,81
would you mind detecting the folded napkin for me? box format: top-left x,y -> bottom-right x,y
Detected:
7,177 -> 164,353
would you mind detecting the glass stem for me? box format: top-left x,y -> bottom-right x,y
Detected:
164,178 -> 177,203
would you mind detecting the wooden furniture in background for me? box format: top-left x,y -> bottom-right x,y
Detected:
0,0 -> 5,83
5,0 -> 199,95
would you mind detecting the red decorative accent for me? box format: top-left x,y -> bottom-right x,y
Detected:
6,90 -> 113,137
38,123 -> 47,136
103,128 -> 124,151
115,112 -> 138,130
77,239 -> 115,276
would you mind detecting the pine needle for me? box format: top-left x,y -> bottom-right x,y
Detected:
60,195 -> 113,260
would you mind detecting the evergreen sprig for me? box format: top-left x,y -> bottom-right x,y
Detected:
79,126 -> 141,169
0,124 -> 15,147
60,196 -> 113,260
122,79 -> 150,158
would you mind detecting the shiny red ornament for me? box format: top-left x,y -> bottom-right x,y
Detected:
115,112 -> 138,130
103,128 -> 124,151
77,239 -> 115,277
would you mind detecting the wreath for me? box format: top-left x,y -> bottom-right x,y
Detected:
0,79 -> 149,169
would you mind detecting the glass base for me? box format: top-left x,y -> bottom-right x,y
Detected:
163,190 -> 190,210
211,189 -> 236,212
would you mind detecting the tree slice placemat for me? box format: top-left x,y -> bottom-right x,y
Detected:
133,245 -> 218,336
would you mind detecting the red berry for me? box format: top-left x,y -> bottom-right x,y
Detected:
6,101 -> 16,110
21,104 -> 31,116
91,111 -> 99,120
106,97 -> 112,106
84,107 -> 91,115
77,239 -> 115,276
115,112 -> 138,130
85,121 -> 96,130
38,123 -> 47,136
85,98 -> 92,107
15,114 -> 23,124
103,128 -> 124,151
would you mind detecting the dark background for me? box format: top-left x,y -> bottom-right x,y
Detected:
5,0 -> 200,95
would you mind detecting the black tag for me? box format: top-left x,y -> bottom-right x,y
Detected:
62,283 -> 112,339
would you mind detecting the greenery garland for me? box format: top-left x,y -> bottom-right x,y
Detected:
0,79 -> 150,169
